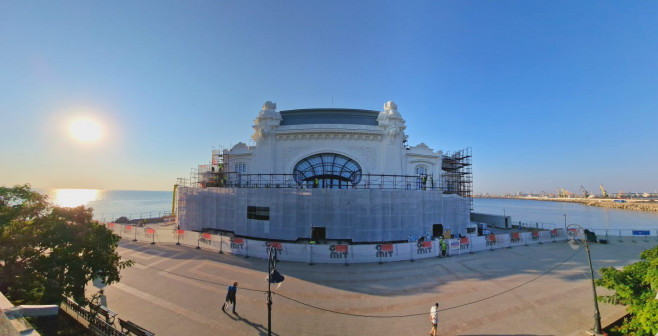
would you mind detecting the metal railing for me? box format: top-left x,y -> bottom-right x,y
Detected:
194,173 -> 445,191
62,297 -> 127,336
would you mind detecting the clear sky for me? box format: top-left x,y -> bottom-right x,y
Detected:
1,1 -> 657,194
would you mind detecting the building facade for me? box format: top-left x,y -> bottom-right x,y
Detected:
177,101 -> 471,243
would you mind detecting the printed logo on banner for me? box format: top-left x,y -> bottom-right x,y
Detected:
265,241 -> 283,254
329,245 -> 348,259
230,237 -> 244,249
460,237 -> 470,249
375,244 -> 394,258
200,233 -> 212,244
449,240 -> 460,249
416,241 -> 433,254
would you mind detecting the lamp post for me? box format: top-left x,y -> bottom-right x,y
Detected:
267,246 -> 285,336
564,214 -> 567,231
567,224 -> 603,335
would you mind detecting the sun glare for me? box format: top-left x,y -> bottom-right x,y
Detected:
53,189 -> 99,207
69,118 -> 103,142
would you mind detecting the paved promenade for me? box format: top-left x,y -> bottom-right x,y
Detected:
90,239 -> 657,335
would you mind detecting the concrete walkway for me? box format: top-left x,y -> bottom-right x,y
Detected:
89,239 -> 657,335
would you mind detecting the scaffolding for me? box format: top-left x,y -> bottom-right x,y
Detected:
441,147 -> 473,212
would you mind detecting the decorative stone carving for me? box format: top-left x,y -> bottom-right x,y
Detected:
275,131 -> 382,141
258,101 -> 279,118
253,101 -> 281,142
384,101 -> 401,116
230,142 -> 250,153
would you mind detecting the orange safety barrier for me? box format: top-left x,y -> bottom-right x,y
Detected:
146,228 -> 155,234
460,237 -> 470,249
550,229 -> 558,238
268,242 -> 283,249
420,241 -> 432,248
125,225 -> 132,231
109,222 -> 115,228
381,244 -> 394,252
335,245 -> 348,253
176,229 -> 184,235
202,233 -> 211,240
233,238 -> 244,244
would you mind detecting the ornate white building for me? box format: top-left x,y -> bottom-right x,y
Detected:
177,101 -> 471,243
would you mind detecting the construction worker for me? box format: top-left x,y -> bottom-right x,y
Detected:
313,178 -> 319,188
440,238 -> 447,257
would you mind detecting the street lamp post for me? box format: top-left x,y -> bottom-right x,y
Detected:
567,224 -> 603,335
564,214 -> 567,231
267,246 -> 285,336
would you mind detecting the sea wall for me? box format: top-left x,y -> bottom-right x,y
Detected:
481,197 -> 658,213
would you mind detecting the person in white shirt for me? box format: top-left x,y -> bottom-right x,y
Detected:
429,302 -> 439,336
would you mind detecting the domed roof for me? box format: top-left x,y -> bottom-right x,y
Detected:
279,108 -> 380,126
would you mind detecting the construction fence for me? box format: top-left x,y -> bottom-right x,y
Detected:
103,223 -> 581,264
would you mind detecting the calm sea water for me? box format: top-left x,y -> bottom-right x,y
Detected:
474,198 -> 658,231
39,189 -> 658,231
42,189 -> 173,221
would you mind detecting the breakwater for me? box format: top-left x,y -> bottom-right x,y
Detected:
481,197 -> 658,213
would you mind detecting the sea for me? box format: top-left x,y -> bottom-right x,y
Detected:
474,198 -> 658,232
41,189 -> 173,222
39,189 -> 658,231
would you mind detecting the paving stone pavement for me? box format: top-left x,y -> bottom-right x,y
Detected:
88,239 -> 657,336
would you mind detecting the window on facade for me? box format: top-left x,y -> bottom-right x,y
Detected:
247,206 -> 269,220
293,153 -> 362,189
415,166 -> 428,175
235,163 -> 246,173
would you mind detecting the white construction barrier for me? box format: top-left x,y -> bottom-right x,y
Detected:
104,222 -> 576,264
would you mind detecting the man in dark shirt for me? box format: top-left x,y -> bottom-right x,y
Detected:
222,282 -> 238,313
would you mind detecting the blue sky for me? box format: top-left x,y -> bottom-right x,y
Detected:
1,1 -> 657,194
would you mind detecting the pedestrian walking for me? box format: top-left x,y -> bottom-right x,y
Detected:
222,282 -> 238,313
429,302 -> 439,336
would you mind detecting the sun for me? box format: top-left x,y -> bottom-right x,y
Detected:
69,118 -> 103,142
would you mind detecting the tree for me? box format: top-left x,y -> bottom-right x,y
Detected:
0,184 -> 133,305
596,245 -> 658,336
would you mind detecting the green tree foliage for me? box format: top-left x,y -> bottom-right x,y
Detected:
0,184 -> 133,305
596,245 -> 658,336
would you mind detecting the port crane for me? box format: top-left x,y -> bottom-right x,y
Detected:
600,184 -> 608,198
579,185 -> 589,198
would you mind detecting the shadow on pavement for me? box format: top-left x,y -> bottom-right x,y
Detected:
116,239 -> 655,297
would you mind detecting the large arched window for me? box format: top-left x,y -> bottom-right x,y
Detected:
415,165 -> 428,175
293,153 -> 362,189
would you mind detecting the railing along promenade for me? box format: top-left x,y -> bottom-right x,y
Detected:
61,297 -> 126,336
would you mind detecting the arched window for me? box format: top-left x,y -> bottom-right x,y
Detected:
415,165 -> 428,175
293,153 -> 362,189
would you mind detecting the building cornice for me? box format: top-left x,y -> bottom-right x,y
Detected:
275,129 -> 383,141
